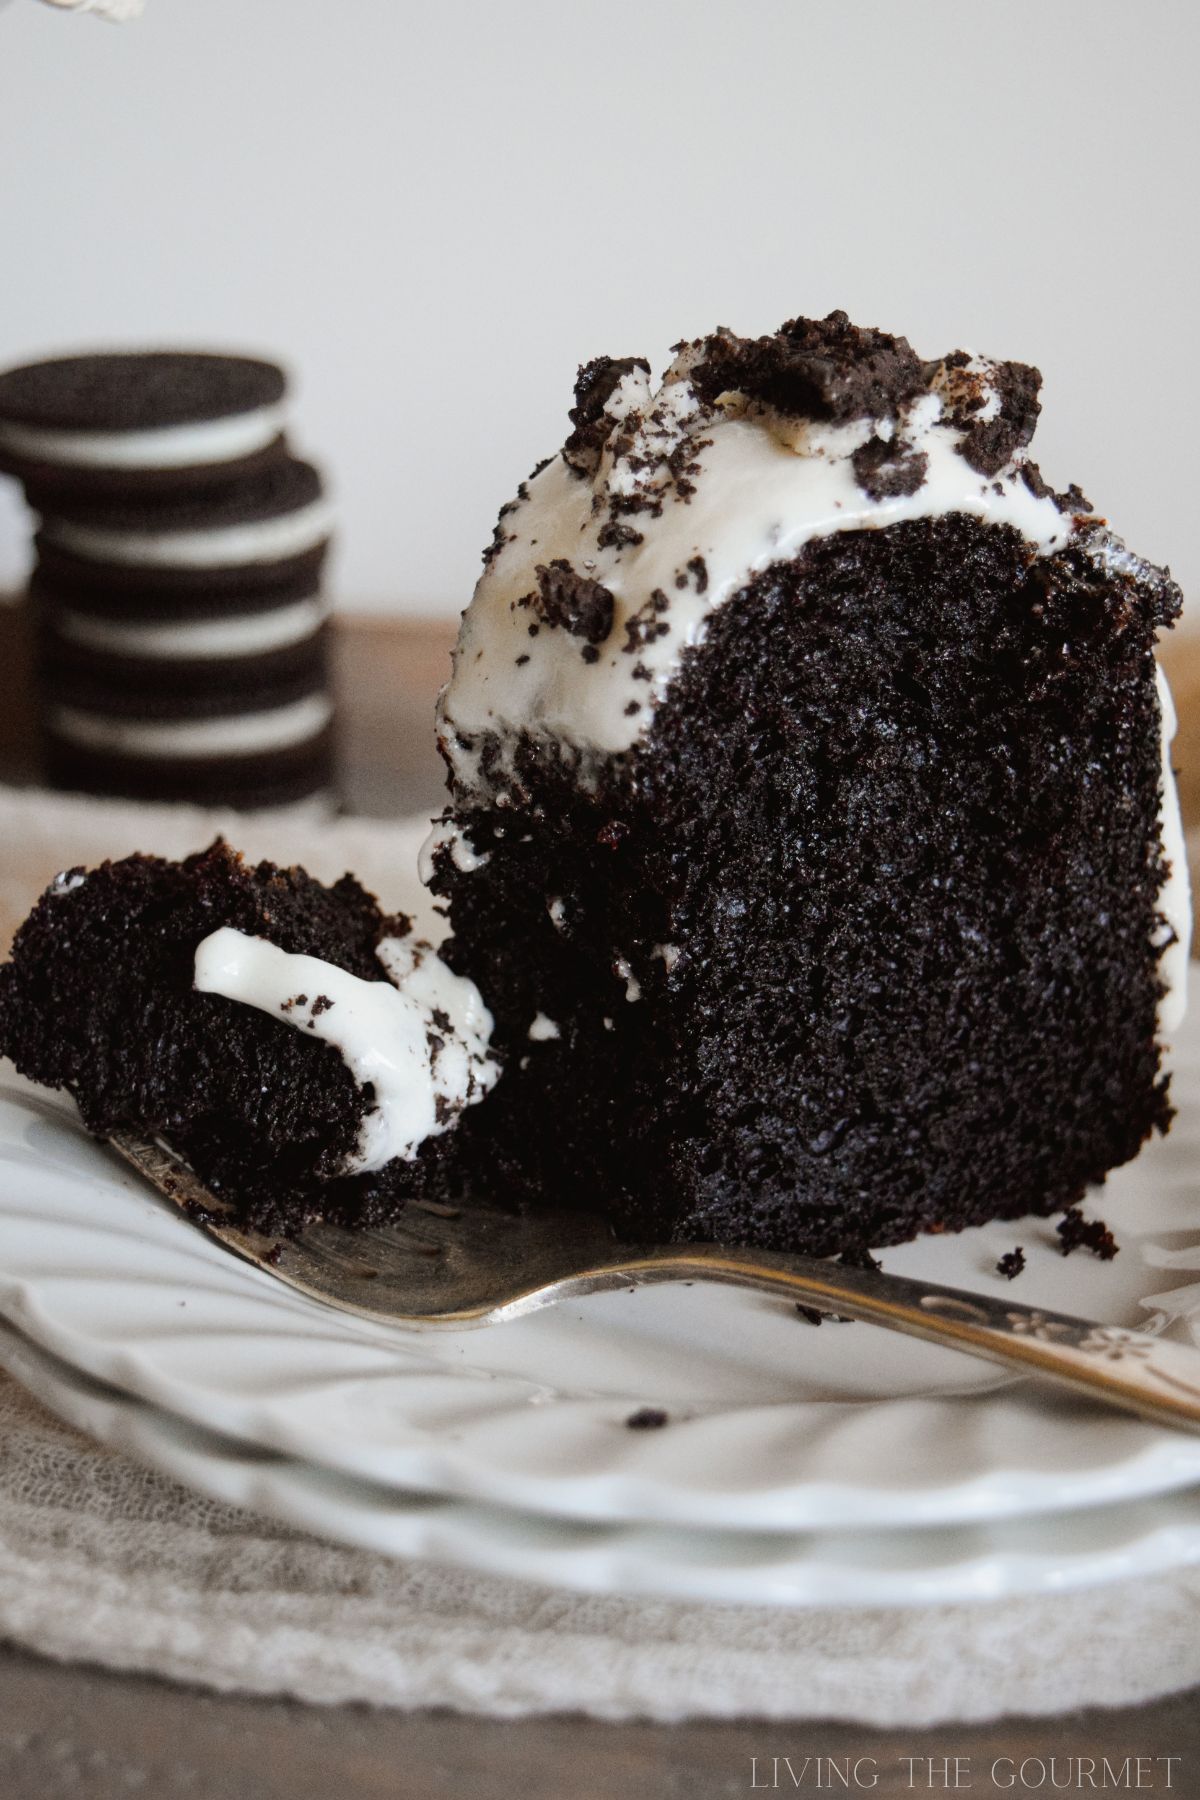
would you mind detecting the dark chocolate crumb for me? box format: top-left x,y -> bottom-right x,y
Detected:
951,360 -> 1042,478
996,1247 -> 1026,1280
310,995 -> 334,1017
564,355 -> 650,478
515,653 -> 530,666
524,559 -> 614,645
597,519 -> 644,551
625,1406 -> 669,1430
687,555 -> 709,593
687,310 -> 926,426
851,435 -> 929,500
1057,1208 -> 1119,1260
838,1244 -> 882,1273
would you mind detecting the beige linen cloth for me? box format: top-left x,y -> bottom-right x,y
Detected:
1,780 -> 1199,1723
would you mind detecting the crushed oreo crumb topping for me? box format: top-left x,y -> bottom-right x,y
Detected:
996,1247 -> 1026,1280
941,355 -> 1042,478
687,309 -> 926,425
523,559 -> 615,645
851,435 -> 929,501
564,355 -> 650,478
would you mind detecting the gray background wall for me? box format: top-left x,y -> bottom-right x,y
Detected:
0,0 -> 1195,619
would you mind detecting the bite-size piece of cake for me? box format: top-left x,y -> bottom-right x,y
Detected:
0,839 -> 498,1235
428,309 -> 1190,1255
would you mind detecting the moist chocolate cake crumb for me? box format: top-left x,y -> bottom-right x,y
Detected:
997,1247 -> 1027,1280
434,509 -> 1177,1257
1056,1208 -> 1120,1260
524,559 -> 614,644
625,1407 -> 669,1430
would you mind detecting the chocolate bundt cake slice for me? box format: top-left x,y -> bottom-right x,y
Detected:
427,309 -> 1190,1255
0,839 -> 497,1234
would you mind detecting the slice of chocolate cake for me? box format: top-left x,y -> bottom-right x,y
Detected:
0,840 -> 498,1235
428,310 -> 1190,1256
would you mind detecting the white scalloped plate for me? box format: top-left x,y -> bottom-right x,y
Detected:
2,1008 -> 1200,1536
5,1311 -> 1200,1608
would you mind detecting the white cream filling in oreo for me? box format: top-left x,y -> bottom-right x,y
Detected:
0,401 -> 287,471
438,358 -> 1072,797
193,927 -> 499,1174
41,497 -> 333,569
48,692 -> 333,759
50,595 -> 328,661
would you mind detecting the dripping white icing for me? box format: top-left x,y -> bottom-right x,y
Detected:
194,928 -> 498,1173
1155,663 -> 1191,1038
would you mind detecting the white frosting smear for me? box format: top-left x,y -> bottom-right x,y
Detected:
438,353 -> 1073,797
194,928 -> 499,1173
1155,663 -> 1191,1038
0,401 -> 285,471
51,595 -> 328,662
41,498 -> 333,570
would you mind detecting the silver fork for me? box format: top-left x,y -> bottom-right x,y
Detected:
110,1131 -> 1200,1437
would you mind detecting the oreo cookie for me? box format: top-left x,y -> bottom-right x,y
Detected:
0,351 -> 288,498
43,675 -> 336,810
5,346 -> 340,810
31,456 -> 333,598
34,581 -> 331,701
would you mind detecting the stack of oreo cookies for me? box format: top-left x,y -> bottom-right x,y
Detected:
0,351 -> 336,809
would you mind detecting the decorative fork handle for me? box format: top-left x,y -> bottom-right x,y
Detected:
554,1248 -> 1200,1436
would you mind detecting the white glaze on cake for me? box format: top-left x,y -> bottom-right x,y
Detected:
1155,662 -> 1191,1036
48,692 -> 333,759
437,352 -> 1073,797
50,594 -> 328,661
0,401 -> 286,471
40,498 -> 333,569
194,927 -> 498,1174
